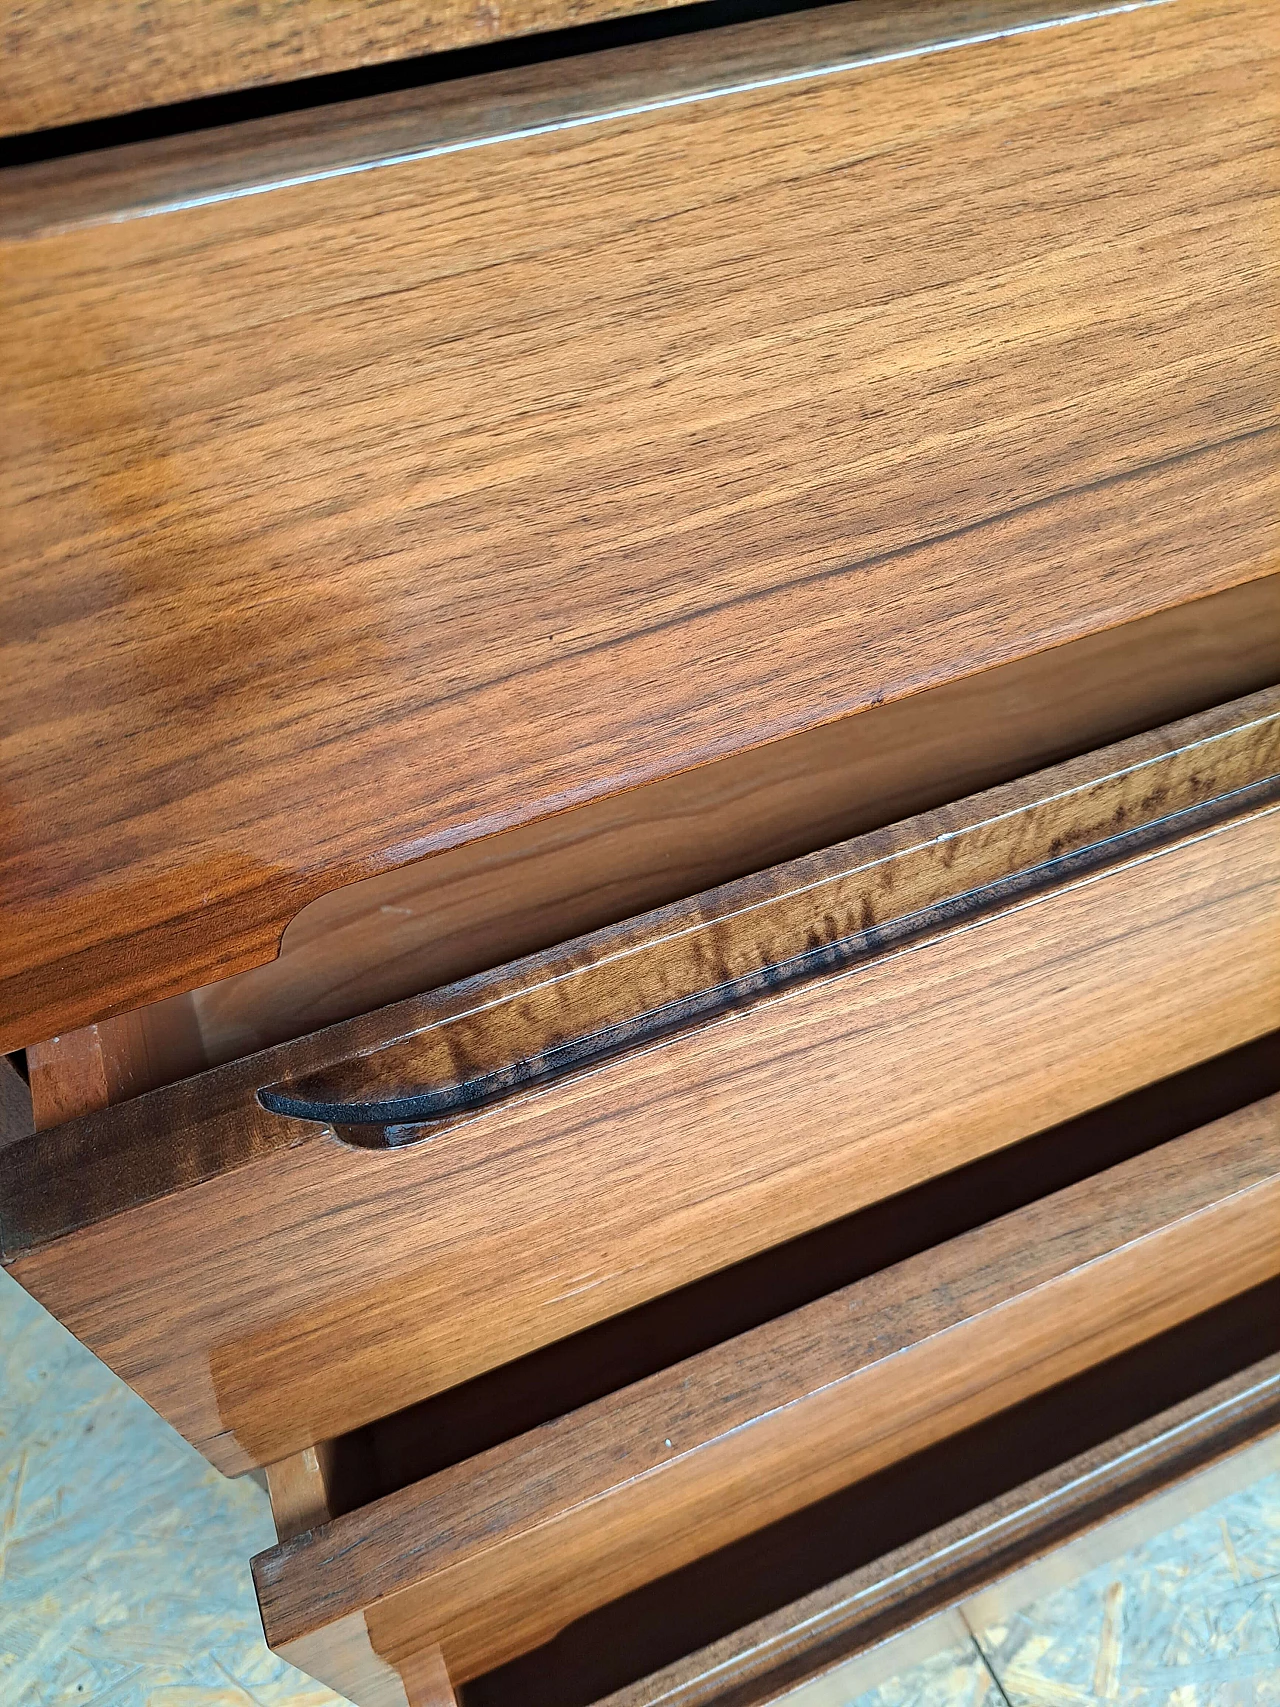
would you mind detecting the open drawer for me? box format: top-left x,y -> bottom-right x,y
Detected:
249,1078 -> 1280,1704
2,685 -> 1278,1477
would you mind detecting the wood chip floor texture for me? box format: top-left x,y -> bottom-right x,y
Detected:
2,1262 -> 1279,1705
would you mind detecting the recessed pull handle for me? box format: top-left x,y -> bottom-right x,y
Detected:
256,709 -> 1279,1150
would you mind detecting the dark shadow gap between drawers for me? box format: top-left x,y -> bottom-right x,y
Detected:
461,1271 -> 1280,1707
0,0 -> 887,164
327,1029 -> 1280,1514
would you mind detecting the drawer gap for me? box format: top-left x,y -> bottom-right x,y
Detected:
465,1276 -> 1280,1707
313,1031 -> 1278,1519
22,582 -> 1279,1116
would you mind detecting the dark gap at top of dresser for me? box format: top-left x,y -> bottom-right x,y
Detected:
0,0 -> 867,163
0,0 -> 1209,239
322,1029 -> 1280,1517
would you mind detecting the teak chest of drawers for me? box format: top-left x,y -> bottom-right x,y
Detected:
1,0 -> 1278,1700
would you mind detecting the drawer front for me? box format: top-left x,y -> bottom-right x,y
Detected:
0,0 -> 686,134
2,0 -> 1276,1047
3,692 -> 1277,1473
252,1093 -> 1280,1702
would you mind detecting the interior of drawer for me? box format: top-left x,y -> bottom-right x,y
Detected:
23,576 -> 1280,1122
472,1296 -> 1280,1707
251,1062 -> 1280,1703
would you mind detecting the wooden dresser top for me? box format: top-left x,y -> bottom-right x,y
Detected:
2,0 -> 1276,1049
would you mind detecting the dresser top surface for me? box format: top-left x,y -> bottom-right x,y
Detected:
2,0 -> 1276,1049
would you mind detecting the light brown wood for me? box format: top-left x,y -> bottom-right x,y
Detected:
266,1442 -> 338,1542
26,995 -> 205,1127
588,1347 -> 1280,1707
252,1095 -> 1280,1696
61,580 -> 1280,1099
2,0 -> 1276,1050
6,791 -> 1276,1473
399,1647 -> 458,1707
25,1032 -> 110,1132
0,0 -> 694,135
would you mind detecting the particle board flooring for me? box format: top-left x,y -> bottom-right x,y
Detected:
1,1262 -> 1277,1706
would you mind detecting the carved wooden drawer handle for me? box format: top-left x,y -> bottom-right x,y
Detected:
256,691 -> 1280,1147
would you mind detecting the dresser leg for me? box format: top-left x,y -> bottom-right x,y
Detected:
399,1644 -> 457,1707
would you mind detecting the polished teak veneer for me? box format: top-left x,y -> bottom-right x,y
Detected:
3,0 -> 1278,1702
2,0 -> 1276,1047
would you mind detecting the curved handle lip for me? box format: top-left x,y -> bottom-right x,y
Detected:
255,987 -> 749,1132
257,1081 -> 489,1127
254,777 -> 1279,1146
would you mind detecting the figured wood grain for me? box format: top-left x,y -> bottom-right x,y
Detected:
5,692 -> 1274,1237
2,0 -> 1277,1050
250,689 -> 1280,1136
0,0 -> 692,135
588,1350 -> 1280,1707
4,798 -> 1276,1473
84,581 -> 1280,1097
252,1096 -> 1280,1696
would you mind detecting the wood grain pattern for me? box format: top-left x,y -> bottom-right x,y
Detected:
252,1096 -> 1280,1696
471,1270 -> 1280,1707
0,0 -> 1105,233
266,1442 -> 339,1543
82,580 -> 1280,1098
0,1055 -> 33,1149
6,692 -> 1274,1233
250,690 -> 1280,1139
589,1350 -> 1280,1707
397,1646 -> 457,1707
5,796 -> 1276,1473
3,0 -> 1276,1050
0,0 -> 691,135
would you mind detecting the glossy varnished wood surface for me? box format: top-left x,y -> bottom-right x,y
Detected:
67,581 -> 1280,1100
0,0 -> 692,135
10,689 -> 1278,1226
252,689 -> 1280,1138
5,786 -> 1276,1472
252,1096 -> 1280,1697
0,1055 -> 33,1148
2,0 -> 1277,1050
591,1348 -> 1280,1707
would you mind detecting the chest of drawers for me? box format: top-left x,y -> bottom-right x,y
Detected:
2,0 -> 1277,1699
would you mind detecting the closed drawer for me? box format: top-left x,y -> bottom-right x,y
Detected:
249,1087 -> 1280,1703
3,687 -> 1277,1475
2,0 -> 1276,1049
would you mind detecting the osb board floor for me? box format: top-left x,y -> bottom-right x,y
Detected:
1,1263 -> 1278,1707
0,1269 -> 339,1706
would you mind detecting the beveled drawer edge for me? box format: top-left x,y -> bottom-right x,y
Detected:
596,1350 -> 1280,1707
2,685 -> 1277,1260
251,1095 -> 1280,1690
3,0 -> 1141,241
